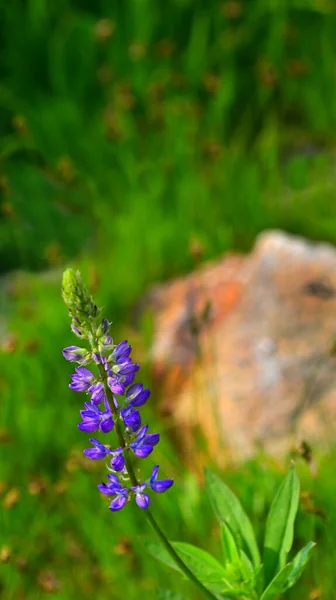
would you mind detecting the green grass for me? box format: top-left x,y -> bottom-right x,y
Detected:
1,0 -> 336,598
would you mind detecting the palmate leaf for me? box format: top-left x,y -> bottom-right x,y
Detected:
263,468 -> 300,585
260,564 -> 294,600
205,469 -> 260,568
284,541 -> 316,590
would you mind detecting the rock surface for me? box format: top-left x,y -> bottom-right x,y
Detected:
147,231 -> 336,463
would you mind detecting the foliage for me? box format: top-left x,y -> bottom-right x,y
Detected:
146,468 -> 314,599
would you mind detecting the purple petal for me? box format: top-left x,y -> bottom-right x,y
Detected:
62,346 -> 86,362
131,389 -> 150,407
76,367 -> 94,378
126,383 -> 143,399
131,483 -> 146,493
151,479 -> 174,493
110,455 -> 125,471
150,465 -> 160,483
89,437 -> 106,450
80,409 -> 98,418
98,483 -> 117,495
71,323 -> 82,337
107,377 -> 125,395
135,492 -> 150,509
145,433 -> 160,446
100,417 -> 114,433
135,425 -> 148,441
121,408 -> 141,432
69,381 -> 89,392
112,341 -> 131,362
84,448 -> 106,459
109,495 -> 128,511
133,444 -> 153,458
122,373 -> 136,387
119,363 -> 139,376
107,474 -> 121,485
102,318 -> 109,334
78,420 -> 99,432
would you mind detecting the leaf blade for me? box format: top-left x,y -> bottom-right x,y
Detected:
205,468 -> 260,568
263,468 -> 300,585
141,537 -> 227,596
284,541 -> 316,590
260,564 -> 294,600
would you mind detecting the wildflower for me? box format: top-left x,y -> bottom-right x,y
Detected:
109,449 -> 125,472
97,474 -> 129,511
125,383 -> 150,407
62,268 -> 173,513
88,381 -> 106,404
120,406 -> 141,431
62,346 -> 89,363
131,483 -> 150,509
78,397 -> 114,433
148,465 -> 174,493
130,425 -> 160,458
107,376 -> 125,395
84,438 -> 112,460
111,340 -> 132,363
69,367 -> 95,392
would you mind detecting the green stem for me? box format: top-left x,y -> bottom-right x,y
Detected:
97,363 -> 218,600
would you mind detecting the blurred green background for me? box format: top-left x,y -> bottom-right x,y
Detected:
0,0 -> 336,598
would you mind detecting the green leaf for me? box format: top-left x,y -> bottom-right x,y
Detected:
221,526 -> 254,587
156,589 -> 189,600
205,469 -> 260,568
141,538 -> 181,573
260,564 -> 294,600
284,541 -> 316,590
140,538 -> 227,596
172,542 -> 228,591
221,523 -> 241,567
263,468 -> 300,585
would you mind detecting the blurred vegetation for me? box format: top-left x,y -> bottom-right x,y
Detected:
1,0 -> 336,598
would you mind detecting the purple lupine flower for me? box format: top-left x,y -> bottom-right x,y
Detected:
131,483 -> 150,509
125,383 -> 151,407
84,438 -> 112,460
130,425 -> 160,458
107,376 -> 125,395
109,449 -> 125,472
70,367 -> 95,392
121,406 -> 141,432
111,340 -> 132,363
88,381 -> 105,405
71,323 -> 82,337
62,268 -> 174,513
101,335 -> 113,349
120,373 -> 137,387
62,346 -> 88,363
92,352 -> 101,364
148,465 -> 174,493
97,474 -> 129,511
102,318 -> 109,334
78,397 -> 114,433
113,360 -> 140,377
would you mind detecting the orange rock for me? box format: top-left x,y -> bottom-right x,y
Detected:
146,231 -> 336,464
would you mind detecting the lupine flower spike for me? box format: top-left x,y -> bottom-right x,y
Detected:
62,269 -> 173,511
